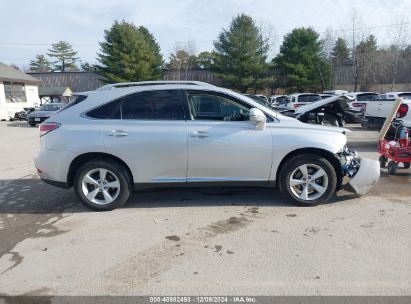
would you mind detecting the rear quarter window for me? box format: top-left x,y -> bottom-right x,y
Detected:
87,100 -> 121,119
57,95 -> 87,113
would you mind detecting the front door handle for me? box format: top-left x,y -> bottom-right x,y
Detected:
189,131 -> 209,138
107,130 -> 128,137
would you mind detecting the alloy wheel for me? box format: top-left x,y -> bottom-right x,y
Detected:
81,168 -> 121,205
289,164 -> 329,201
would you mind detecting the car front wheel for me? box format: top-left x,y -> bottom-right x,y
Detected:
74,160 -> 132,211
279,154 -> 337,206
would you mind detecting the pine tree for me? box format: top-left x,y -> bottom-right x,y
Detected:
274,27 -> 330,92
331,38 -> 350,65
47,41 -> 78,71
29,55 -> 51,72
213,14 -> 270,93
97,20 -> 163,83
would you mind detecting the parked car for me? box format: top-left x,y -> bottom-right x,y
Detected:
320,94 -> 333,99
323,90 -> 348,95
362,95 -> 411,131
256,95 -> 269,104
243,94 -> 269,106
287,93 -> 322,109
281,95 -> 362,127
27,103 -> 65,127
346,92 -> 380,112
378,92 -> 411,100
34,82 -> 379,211
13,107 -> 35,121
270,95 -> 288,106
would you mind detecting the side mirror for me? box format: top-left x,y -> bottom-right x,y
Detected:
249,108 -> 266,130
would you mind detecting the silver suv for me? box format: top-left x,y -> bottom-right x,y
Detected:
34,82 -> 380,210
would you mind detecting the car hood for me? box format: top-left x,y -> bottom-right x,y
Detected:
294,95 -> 354,114
277,117 -> 350,133
28,111 -> 56,118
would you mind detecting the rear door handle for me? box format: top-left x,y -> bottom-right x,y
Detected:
107,130 -> 128,137
189,131 -> 209,138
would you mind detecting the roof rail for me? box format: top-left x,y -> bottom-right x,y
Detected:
96,80 -> 214,91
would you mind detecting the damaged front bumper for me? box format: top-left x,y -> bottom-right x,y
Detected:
338,147 -> 380,195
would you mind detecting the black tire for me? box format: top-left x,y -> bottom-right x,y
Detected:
73,159 -> 132,211
403,162 -> 410,169
379,155 -> 387,168
279,154 -> 337,206
29,122 -> 36,127
387,161 -> 397,175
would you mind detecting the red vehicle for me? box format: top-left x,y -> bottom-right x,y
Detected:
378,120 -> 411,174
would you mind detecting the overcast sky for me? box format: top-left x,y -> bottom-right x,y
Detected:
1,0 -> 410,69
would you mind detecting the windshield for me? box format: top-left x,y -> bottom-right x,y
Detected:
38,104 -> 62,111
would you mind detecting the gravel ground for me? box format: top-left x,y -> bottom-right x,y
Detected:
0,121 -> 410,296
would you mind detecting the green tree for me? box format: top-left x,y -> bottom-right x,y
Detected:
29,55 -> 51,72
197,51 -> 215,69
97,20 -> 163,83
138,26 -> 164,77
213,14 -> 270,93
274,27 -> 330,92
80,61 -> 97,72
331,38 -> 350,65
47,41 -> 78,71
355,35 -> 378,90
167,49 -> 198,70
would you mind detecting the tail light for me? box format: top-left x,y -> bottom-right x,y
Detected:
352,103 -> 365,108
294,104 -> 301,108
40,122 -> 60,136
397,104 -> 409,118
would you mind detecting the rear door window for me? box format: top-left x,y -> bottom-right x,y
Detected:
121,90 -> 184,120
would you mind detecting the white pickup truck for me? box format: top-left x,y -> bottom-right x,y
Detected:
361,92 -> 411,129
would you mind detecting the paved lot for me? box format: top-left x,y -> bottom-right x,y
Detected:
0,121 -> 410,296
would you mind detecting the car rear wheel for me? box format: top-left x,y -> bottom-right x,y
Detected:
279,154 -> 337,206
74,160 -> 132,211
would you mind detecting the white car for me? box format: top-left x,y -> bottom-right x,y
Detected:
379,92 -> 411,100
34,82 -> 379,210
287,93 -> 322,109
323,90 -> 348,95
346,92 -> 380,112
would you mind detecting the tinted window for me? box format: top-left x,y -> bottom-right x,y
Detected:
398,93 -> 411,99
58,95 -> 87,113
276,96 -> 288,105
188,93 -> 250,121
357,94 -> 380,101
87,100 -> 121,119
38,104 -> 62,111
121,90 -> 183,120
298,95 -> 321,103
